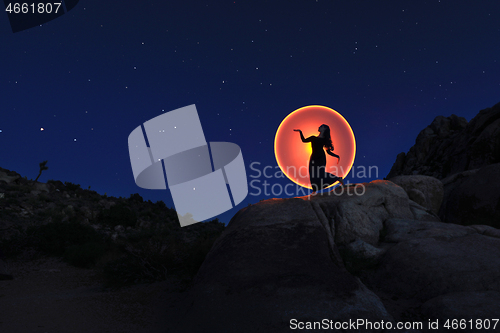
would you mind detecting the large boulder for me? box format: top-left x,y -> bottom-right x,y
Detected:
407,200 -> 441,222
388,175 -> 443,215
168,180 -> 457,332
311,180 -> 414,246
169,194 -> 397,332
387,102 -> 500,180
421,291 -> 500,323
439,163 -> 500,227
381,218 -> 476,243
369,219 -> 500,302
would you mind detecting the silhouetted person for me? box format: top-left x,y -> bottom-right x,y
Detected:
294,124 -> 344,193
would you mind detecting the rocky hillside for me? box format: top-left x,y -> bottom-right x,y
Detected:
386,102 -> 500,227
387,102 -> 500,180
0,166 -> 225,284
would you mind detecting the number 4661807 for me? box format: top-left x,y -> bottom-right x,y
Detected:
5,2 -> 62,14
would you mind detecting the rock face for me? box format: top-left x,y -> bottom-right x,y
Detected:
372,219 -> 500,302
387,102 -> 500,180
311,180 -> 415,246
421,291 -> 500,321
172,195 -> 394,333
388,175 -> 443,215
170,180 -> 500,331
387,102 -> 500,227
439,163 -> 500,227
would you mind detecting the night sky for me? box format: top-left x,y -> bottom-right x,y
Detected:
1,1 -> 499,224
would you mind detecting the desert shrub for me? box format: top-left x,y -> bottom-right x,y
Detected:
128,193 -> 143,203
0,226 -> 31,258
101,220 -> 225,288
149,206 -> 179,225
182,232 -> 221,277
102,228 -> 172,288
138,209 -> 154,220
1,221 -> 108,266
81,190 -> 102,202
64,181 -> 81,191
155,200 -> 166,209
101,226 -> 179,288
30,221 -> 101,255
97,202 -> 137,227
101,245 -> 179,288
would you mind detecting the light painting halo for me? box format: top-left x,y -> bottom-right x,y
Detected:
274,105 -> 356,189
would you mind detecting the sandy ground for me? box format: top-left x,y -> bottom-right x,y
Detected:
0,257 -> 190,333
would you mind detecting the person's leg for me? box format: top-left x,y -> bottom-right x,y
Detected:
323,169 -> 343,188
309,159 -> 321,194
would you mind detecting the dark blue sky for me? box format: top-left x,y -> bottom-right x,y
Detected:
1,0 -> 499,224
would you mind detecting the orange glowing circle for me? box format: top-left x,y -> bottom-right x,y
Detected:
274,105 -> 356,189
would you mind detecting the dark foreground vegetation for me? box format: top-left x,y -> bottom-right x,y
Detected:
0,171 -> 225,289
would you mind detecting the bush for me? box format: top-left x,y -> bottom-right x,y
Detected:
100,222 -> 225,289
64,181 -> 81,191
1,221 -> 109,267
97,203 -> 137,227
28,221 -> 106,258
182,233 -> 220,277
0,226 -> 31,258
128,193 -> 143,203
100,228 -> 179,288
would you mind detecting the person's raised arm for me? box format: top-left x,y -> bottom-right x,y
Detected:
293,129 -> 313,142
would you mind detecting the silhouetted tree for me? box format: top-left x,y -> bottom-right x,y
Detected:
33,160 -> 48,185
